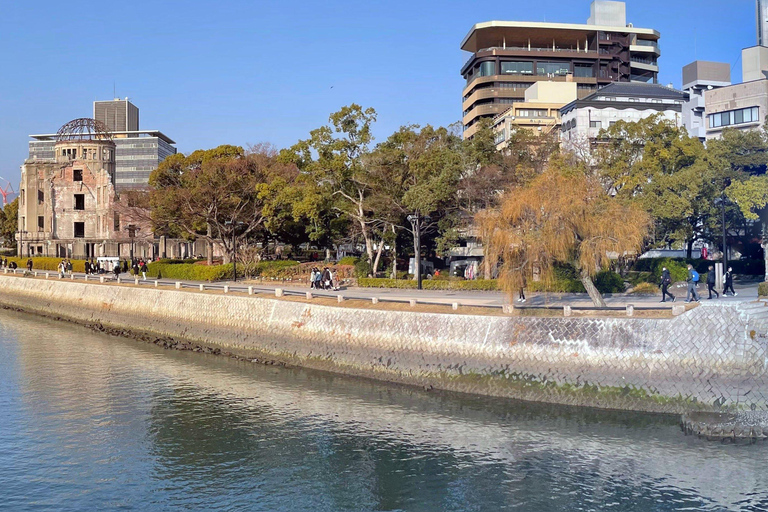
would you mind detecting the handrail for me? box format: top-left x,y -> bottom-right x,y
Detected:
1,267 -> 680,316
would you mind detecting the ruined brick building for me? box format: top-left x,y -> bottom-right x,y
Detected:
18,118 -> 205,260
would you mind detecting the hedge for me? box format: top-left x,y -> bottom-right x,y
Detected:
358,278 -> 499,291
6,257 -> 87,273
146,262 -> 233,281
760,282 -> 768,297
633,257 -> 764,276
239,260 -> 300,278
336,256 -> 359,266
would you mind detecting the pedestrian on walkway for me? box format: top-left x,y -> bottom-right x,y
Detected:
314,267 -> 322,290
724,267 -> 737,296
140,260 -> 148,280
309,267 -> 317,289
26,258 -> 33,272
685,264 -> 701,303
66,259 -> 73,276
660,267 -> 675,302
331,269 -> 340,291
706,265 -> 719,300
58,260 -> 66,279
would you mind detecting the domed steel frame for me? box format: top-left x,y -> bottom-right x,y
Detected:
56,118 -> 113,142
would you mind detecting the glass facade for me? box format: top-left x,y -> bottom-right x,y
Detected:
537,62 -> 570,76
574,64 -> 594,78
501,62 -> 533,75
708,106 -> 760,129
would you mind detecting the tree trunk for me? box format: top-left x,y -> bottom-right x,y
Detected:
391,225 -> 397,279
372,238 -> 384,277
686,238 -> 693,260
483,257 -> 491,280
206,223 -> 213,265
580,269 -> 606,307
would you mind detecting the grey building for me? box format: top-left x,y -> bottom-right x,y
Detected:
681,61 -> 731,141
94,99 -> 139,132
759,0 -> 768,46
28,99 -> 176,191
28,131 -> 176,191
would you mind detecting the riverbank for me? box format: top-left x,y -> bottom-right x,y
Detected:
0,272 -> 766,415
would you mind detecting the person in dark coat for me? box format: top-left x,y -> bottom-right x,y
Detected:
660,267 -> 675,303
26,258 -> 33,272
706,265 -> 719,299
724,266 -> 737,296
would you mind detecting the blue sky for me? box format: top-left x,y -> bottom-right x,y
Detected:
0,0 -> 758,180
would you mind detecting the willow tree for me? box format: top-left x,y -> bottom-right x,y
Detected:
480,158 -> 650,307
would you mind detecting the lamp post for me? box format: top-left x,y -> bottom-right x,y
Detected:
407,213 -> 431,291
224,221 -> 245,282
721,178 -> 731,278
125,225 -> 140,261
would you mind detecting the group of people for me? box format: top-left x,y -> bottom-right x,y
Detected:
0,258 -> 18,270
661,264 -> 737,303
309,267 -> 340,291
57,259 -> 74,278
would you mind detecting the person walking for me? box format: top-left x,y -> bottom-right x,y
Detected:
724,267 -> 737,296
26,258 -> 33,273
685,264 -> 701,303
660,267 -> 675,303
331,269 -> 340,291
140,260 -> 148,280
314,267 -> 322,290
58,260 -> 66,279
706,265 -> 719,300
309,267 -> 317,289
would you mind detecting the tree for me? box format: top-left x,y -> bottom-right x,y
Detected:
281,105 -> 380,264
593,116 -> 726,256
365,124 -> 464,276
479,157 -> 650,307
149,144 -> 294,263
1,197 -> 18,249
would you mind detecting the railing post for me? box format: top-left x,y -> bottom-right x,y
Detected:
224,285 -> 229,294
175,282 -> 181,289
371,297 -> 379,304
275,288 -> 284,297
409,299 -> 417,307
626,304 -> 634,317
563,305 -> 572,317
199,284 -> 205,291
248,286 -> 254,295
306,292 -> 313,300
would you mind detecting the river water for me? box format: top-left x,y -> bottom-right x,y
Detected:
1,310 -> 767,512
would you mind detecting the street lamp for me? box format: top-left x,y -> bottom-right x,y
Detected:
721,178 -> 731,279
407,213 -> 431,291
224,221 -> 245,282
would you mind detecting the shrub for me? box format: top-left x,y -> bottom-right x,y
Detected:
357,278 -> 498,291
629,282 -> 660,295
593,270 -> 626,294
336,256 -> 359,266
146,262 -> 233,281
7,257 -> 87,273
354,256 -> 372,279
760,282 -> 768,297
239,260 -> 300,278
634,257 -> 764,278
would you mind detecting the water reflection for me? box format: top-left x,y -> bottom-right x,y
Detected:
1,309 -> 767,511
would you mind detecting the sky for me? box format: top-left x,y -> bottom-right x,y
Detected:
0,0 -> 759,183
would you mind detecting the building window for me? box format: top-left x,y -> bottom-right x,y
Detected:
114,213 -> 120,231
590,121 -> 602,129
574,64 -> 594,78
708,106 -> 760,128
37,216 -> 44,232
74,194 -> 85,211
38,190 -> 44,204
74,222 -> 85,239
73,169 -> 83,181
537,62 -> 570,76
20,189 -> 25,206
501,61 -> 533,75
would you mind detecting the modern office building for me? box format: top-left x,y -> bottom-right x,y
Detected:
492,81 -> 578,149
94,99 -> 139,132
460,0 -> 661,139
559,82 -> 686,150
681,61 -> 731,141
28,99 -> 176,191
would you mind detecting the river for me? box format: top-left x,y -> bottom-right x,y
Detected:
0,309 -> 766,511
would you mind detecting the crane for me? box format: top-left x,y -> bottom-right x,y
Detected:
0,178 -> 16,207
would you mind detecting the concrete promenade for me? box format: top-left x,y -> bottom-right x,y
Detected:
28,266 -> 763,308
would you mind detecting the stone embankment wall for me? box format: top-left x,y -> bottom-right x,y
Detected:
1,274 -> 767,414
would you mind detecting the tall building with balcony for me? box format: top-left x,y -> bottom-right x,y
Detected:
461,0 -> 660,139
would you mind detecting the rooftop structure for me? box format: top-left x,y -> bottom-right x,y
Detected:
461,0 -> 661,139
560,82 -> 686,151
681,61 -> 731,141
94,99 -> 139,133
